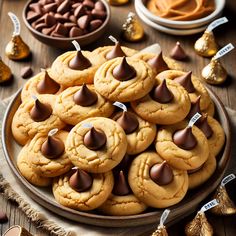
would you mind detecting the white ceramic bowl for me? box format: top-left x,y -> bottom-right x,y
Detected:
135,2 -> 208,35
136,0 -> 225,29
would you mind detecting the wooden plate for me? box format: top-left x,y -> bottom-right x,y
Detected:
1,88 -> 231,227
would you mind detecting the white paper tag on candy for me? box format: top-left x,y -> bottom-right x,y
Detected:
160,209 -> 170,227
48,128 -> 58,137
188,112 -> 202,127
82,123 -> 93,128
221,173 -> 236,186
109,35 -> 118,44
206,17 -> 228,32
213,43 -> 234,60
8,12 -> 21,35
200,199 -> 219,212
72,40 -> 81,51
113,101 -> 127,112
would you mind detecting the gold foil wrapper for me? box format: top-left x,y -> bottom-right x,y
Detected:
210,185 -> 236,215
0,57 -> 12,83
201,58 -> 227,85
108,0 -> 129,6
3,225 -> 33,236
185,212 -> 213,236
122,13 -> 144,42
194,31 -> 218,57
152,225 -> 168,236
5,35 -> 30,60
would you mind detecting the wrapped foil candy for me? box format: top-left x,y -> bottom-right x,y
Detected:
122,12 -> 144,42
152,209 -> 170,236
211,174 -> 236,215
0,56 -> 13,83
5,12 -> 30,60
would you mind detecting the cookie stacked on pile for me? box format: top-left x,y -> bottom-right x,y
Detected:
12,41 -> 225,216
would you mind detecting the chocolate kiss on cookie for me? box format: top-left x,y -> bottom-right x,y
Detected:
147,52 -> 169,74
188,96 -> 201,119
41,131 -> 65,159
73,84 -> 98,106
174,71 -> 195,93
173,126 -> 197,150
84,127 -> 106,150
112,170 -> 131,196
30,99 -> 52,122
170,42 -> 187,61
69,50 -> 92,70
113,57 -> 136,81
106,42 -> 126,60
36,71 -> 60,94
150,161 -> 174,186
116,111 -> 139,134
152,79 -> 173,104
69,169 -> 93,192
196,114 -> 213,139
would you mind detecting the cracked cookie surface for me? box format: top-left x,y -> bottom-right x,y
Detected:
66,117 -> 128,173
27,130 -> 73,177
54,85 -> 114,125
94,57 -> 155,102
155,121 -> 209,171
12,95 -> 65,146
128,151 -> 188,208
53,170 -> 114,211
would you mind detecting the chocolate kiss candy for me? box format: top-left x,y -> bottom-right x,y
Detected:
73,84 -> 98,106
116,111 -> 139,134
114,154 -> 131,174
196,115 -> 213,139
185,211 -> 213,236
113,57 -> 136,81
151,225 -> 168,236
173,126 -> 197,150
150,161 -> 174,186
147,52 -> 169,74
30,99 -> 52,122
41,134 -> 65,159
69,51 -> 92,70
152,79 -> 173,104
112,170 -> 131,196
188,96 -> 201,119
36,71 -> 60,94
84,127 -> 106,150
106,42 -> 126,60
0,57 -> 12,83
69,169 -> 93,192
174,71 -> 195,93
170,42 -> 187,61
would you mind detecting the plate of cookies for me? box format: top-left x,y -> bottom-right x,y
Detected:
2,41 -> 231,227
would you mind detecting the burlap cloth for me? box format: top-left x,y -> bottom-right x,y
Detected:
0,44 -> 235,235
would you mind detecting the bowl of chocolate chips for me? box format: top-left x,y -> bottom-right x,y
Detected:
23,0 -> 110,49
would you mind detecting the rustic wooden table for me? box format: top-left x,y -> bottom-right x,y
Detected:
1,0 -> 236,235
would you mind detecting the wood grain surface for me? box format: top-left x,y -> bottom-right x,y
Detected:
0,0 -> 236,235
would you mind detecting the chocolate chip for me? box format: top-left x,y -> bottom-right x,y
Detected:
35,22 -> 47,31
91,9 -> 106,19
64,22 -> 77,29
72,2 -> 81,8
26,11 -> 41,23
21,66 -> 33,79
39,0 -> 54,4
54,13 -> 67,23
44,3 -> 58,12
29,3 -> 43,15
42,25 -> 56,35
77,15 -> 91,30
0,211 -> 8,223
69,15 -> 77,23
83,0 -> 95,9
69,26 -> 84,37
89,19 -> 102,31
45,14 -> 56,26
57,0 -> 70,14
54,23 -> 68,36
74,5 -> 86,18
95,1 -> 105,11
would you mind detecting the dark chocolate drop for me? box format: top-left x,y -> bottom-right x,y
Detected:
113,154 -> 132,175
147,52 -> 169,74
170,42 -> 187,61
30,99 -> 52,122
106,42 -> 126,60
173,126 -> 197,150
73,84 -> 98,106
69,169 -> 93,192
113,57 -> 136,81
150,161 -> 174,185
41,135 -> 65,159
116,111 -> 139,134
36,71 -> 60,94
152,79 -> 173,103
174,71 -> 195,93
83,127 -> 106,150
196,114 -> 213,139
112,170 -> 131,196
69,51 -> 92,70
188,95 -> 201,119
